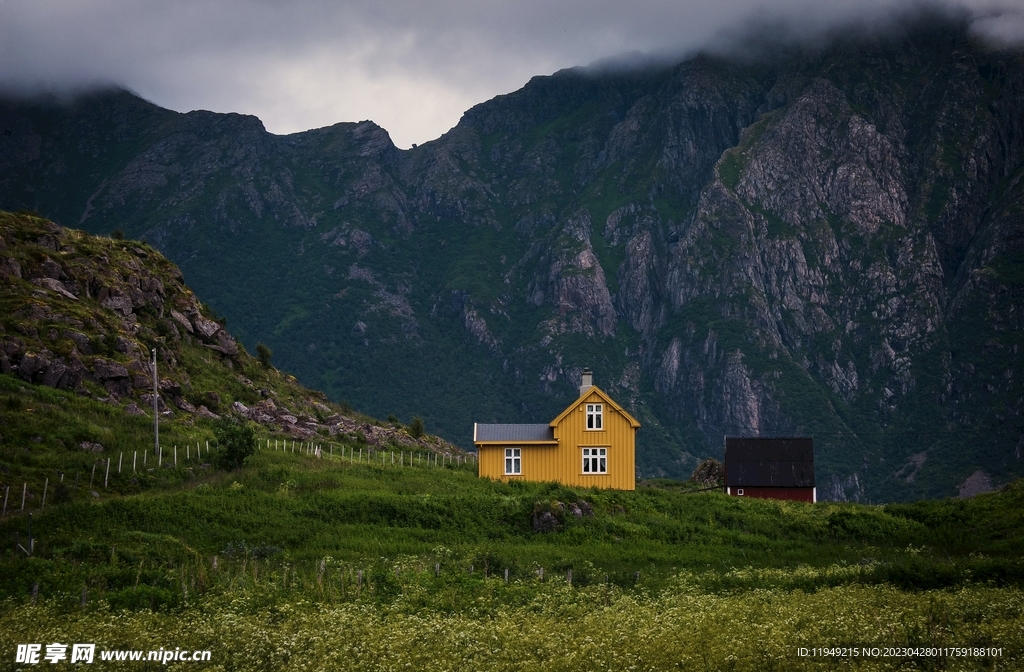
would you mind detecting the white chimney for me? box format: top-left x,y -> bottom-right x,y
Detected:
579,368 -> 593,396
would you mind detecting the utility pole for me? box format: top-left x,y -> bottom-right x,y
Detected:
152,348 -> 160,459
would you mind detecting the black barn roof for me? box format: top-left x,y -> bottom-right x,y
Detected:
724,437 -> 815,488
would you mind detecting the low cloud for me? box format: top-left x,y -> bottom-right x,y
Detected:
0,0 -> 1020,148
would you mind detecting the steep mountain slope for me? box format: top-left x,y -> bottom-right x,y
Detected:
1,15 -> 1022,500
0,212 -> 460,508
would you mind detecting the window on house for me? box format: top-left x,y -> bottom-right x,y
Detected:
737,488 -> 744,496
585,403 -> 603,430
504,447 -> 521,475
582,447 -> 607,474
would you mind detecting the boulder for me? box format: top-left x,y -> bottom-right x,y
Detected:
195,405 -> 219,419
690,458 -> 724,487
214,330 -> 239,356
92,357 -> 129,380
532,510 -> 560,533
159,378 -> 182,397
192,314 -> 221,340
0,256 -> 22,279
40,258 -> 65,279
31,277 -> 78,300
65,331 -> 92,354
101,295 -> 134,316
16,352 -> 47,381
41,359 -> 68,388
140,393 -> 168,413
170,309 -> 194,334
124,403 -> 146,416
175,397 -> 197,413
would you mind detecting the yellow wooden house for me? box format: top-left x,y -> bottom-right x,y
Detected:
473,369 -> 640,490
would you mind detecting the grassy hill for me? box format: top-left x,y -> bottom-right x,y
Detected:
0,211 -> 461,516
2,211 -> 1023,668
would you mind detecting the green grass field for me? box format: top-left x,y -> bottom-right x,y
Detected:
2,430 -> 1023,669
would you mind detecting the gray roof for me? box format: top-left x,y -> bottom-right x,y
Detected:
724,437 -> 815,488
475,423 -> 554,442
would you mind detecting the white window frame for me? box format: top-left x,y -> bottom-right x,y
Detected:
737,488 -> 744,496
585,403 -> 603,430
504,447 -> 521,475
582,447 -> 607,474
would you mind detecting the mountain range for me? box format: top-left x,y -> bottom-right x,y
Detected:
2,12 -> 1022,501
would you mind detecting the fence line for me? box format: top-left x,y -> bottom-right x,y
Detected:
0,432 -> 478,519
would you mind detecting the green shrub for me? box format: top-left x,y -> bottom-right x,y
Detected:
213,418 -> 256,470
409,416 -> 425,438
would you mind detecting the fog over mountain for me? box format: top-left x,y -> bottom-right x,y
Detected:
1,0 -> 1021,147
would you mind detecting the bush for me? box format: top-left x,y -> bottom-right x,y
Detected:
256,343 -> 273,368
409,416 -> 425,439
213,418 -> 257,470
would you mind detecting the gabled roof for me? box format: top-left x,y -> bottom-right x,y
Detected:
724,437 -> 815,488
474,423 -> 557,444
548,385 -> 641,429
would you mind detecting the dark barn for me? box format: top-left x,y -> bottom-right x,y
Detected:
724,437 -> 816,502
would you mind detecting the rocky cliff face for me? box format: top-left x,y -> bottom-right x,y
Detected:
1,15 -> 1022,500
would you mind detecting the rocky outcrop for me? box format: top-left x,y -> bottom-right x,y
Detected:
0,212 -> 248,409
533,211 -> 617,338
690,458 -> 724,486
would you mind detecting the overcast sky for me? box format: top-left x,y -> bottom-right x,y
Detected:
1,0 -> 1021,149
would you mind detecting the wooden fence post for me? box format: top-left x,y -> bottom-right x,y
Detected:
22,482 -> 27,510
118,452 -> 123,474
104,458 -> 110,488
41,478 -> 48,510
2,484 -> 8,518
89,462 -> 96,489
567,569 -> 572,586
